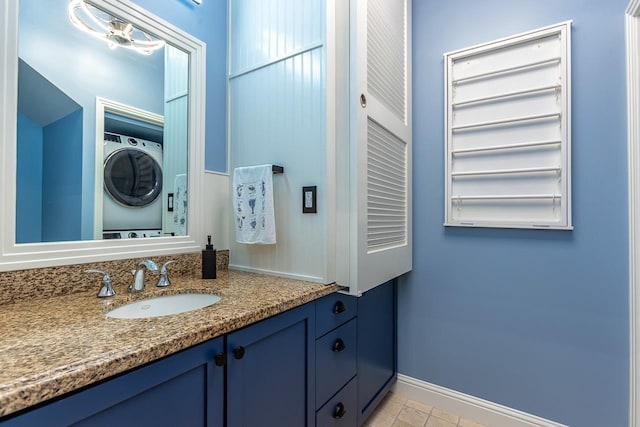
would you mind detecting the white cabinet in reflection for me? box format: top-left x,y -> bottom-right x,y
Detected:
164,46 -> 190,237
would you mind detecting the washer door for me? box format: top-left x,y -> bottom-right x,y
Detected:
104,148 -> 163,207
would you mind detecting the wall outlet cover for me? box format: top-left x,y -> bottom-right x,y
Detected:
302,186 -> 317,214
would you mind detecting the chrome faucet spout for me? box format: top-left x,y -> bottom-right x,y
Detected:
129,260 -> 159,292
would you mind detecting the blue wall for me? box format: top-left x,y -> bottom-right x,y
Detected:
42,110 -> 83,242
16,113 -> 43,244
16,110 -> 83,243
134,0 -> 228,173
398,1 -> 629,426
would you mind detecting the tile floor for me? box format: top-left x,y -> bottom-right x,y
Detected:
363,391 -> 488,427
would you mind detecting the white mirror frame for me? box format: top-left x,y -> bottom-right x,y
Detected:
0,0 -> 206,271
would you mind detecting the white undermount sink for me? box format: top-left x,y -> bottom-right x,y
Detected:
106,293 -> 221,319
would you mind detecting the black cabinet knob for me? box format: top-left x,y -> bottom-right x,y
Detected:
214,352 -> 226,367
332,338 -> 346,353
233,346 -> 245,360
333,402 -> 346,419
333,300 -> 346,314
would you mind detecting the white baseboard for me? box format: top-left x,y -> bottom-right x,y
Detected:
393,374 -> 568,427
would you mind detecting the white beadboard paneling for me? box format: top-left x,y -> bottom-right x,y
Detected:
164,45 -> 189,100
162,96 -> 188,235
229,47 -> 327,282
203,172 -> 231,250
229,0 -> 324,75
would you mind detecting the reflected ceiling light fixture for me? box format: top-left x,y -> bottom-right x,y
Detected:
68,0 -> 165,55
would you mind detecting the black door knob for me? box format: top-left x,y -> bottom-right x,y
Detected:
333,300 -> 346,314
333,402 -> 346,419
214,352 -> 226,367
233,346 -> 245,360
332,338 -> 346,353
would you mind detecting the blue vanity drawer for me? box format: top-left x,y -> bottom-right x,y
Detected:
316,318 -> 357,408
316,377 -> 357,427
315,292 -> 357,338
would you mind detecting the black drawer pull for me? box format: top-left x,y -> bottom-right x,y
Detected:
333,300 -> 346,314
233,346 -> 245,360
333,402 -> 346,419
332,338 -> 346,353
214,352 -> 226,366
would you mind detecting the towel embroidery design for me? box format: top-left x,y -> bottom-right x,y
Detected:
173,174 -> 187,236
233,165 -> 276,244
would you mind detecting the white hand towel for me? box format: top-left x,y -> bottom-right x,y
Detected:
233,165 -> 276,244
173,174 -> 187,236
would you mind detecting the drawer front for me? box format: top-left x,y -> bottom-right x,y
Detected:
316,319 -> 357,408
315,293 -> 357,338
316,377 -> 357,427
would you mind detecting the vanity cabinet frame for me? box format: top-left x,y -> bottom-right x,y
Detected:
0,338 -> 225,427
0,284 -> 397,427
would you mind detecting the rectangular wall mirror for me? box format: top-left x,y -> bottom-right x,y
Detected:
0,0 -> 206,271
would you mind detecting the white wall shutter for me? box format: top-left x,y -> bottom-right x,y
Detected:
349,0 -> 412,295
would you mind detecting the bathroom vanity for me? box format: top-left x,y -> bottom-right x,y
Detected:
0,0 -> 403,424
0,271 -> 395,427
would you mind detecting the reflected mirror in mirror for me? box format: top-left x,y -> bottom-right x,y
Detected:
16,0 -> 189,244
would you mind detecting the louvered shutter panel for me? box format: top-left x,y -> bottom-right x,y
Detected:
350,0 -> 412,295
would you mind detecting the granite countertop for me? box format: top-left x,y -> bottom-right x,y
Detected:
0,270 -> 341,418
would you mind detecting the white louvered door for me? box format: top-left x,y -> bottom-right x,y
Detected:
349,0 -> 412,295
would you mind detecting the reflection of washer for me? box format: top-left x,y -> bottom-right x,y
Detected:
102,132 -> 163,234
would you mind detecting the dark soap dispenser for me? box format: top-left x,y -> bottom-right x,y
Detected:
202,235 -> 217,279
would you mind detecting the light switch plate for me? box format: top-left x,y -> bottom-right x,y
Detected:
302,186 -> 317,214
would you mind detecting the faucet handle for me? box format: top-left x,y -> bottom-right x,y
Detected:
160,260 -> 176,274
139,259 -> 159,273
85,269 -> 116,298
157,260 -> 176,287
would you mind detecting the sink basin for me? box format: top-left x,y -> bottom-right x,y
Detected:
106,293 -> 221,319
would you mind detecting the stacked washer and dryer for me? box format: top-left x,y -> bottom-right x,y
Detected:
102,132 -> 163,239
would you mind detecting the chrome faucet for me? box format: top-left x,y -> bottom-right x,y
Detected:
156,260 -> 176,287
85,269 -> 116,298
129,260 -> 159,293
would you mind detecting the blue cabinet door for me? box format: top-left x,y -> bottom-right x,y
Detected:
1,338 -> 224,427
226,303 -> 316,427
357,280 -> 397,425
